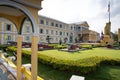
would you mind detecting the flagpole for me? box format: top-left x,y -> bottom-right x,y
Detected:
108,0 -> 110,23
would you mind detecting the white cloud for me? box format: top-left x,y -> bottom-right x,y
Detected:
39,0 -> 120,34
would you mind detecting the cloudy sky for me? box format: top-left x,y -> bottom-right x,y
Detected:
39,0 -> 120,34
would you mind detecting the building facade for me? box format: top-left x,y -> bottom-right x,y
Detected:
0,15 -> 100,44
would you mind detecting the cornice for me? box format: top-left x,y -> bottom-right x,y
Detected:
10,0 -> 42,10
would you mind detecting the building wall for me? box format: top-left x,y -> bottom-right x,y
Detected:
22,20 -> 33,42
38,16 -> 74,43
0,18 -> 17,44
0,15 -> 99,44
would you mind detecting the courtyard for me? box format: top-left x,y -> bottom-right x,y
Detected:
5,45 -> 120,80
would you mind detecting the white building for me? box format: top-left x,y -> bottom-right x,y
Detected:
0,15 -> 100,44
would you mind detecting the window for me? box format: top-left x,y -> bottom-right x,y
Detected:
40,29 -> 44,34
60,31 -> 62,35
56,38 -> 58,42
78,27 -> 81,31
60,24 -> 62,28
26,36 -> 30,41
63,32 -> 65,36
46,21 -> 49,25
26,26 -> 30,33
46,29 -> 49,34
7,35 -> 11,41
51,22 -> 54,26
40,19 -> 44,24
74,27 -> 76,30
6,24 -> 11,31
56,31 -> 58,35
66,32 -> 69,36
55,23 -> 58,27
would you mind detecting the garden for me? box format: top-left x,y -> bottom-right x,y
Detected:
0,44 -> 120,80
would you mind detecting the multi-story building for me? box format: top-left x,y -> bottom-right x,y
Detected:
70,21 -> 100,43
0,15 -> 100,44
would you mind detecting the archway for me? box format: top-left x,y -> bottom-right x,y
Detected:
0,0 -> 38,34
0,0 -> 42,80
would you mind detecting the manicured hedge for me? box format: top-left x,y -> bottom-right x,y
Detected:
48,44 -> 67,49
81,44 -> 93,49
7,46 -> 120,74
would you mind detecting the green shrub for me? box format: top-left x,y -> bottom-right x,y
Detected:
7,46 -> 120,74
81,44 -> 93,49
0,44 -> 8,51
38,54 -> 119,74
49,44 -> 67,49
7,46 -> 17,52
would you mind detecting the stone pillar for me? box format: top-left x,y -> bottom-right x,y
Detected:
118,28 -> 120,41
1,22 -> 4,44
17,35 -> 22,80
31,35 -> 38,80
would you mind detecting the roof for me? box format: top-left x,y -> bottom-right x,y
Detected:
39,15 -> 68,24
76,21 -> 89,27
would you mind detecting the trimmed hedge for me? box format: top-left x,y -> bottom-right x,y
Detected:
81,44 -> 93,49
48,44 -> 67,49
7,46 -> 120,74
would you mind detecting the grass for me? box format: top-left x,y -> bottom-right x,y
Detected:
37,48 -> 120,60
22,56 -> 120,80
22,47 -> 120,80
85,65 -> 120,80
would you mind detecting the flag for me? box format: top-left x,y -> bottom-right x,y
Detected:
101,32 -> 104,40
108,0 -> 110,12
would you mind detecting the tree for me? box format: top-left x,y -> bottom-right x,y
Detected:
75,37 -> 78,43
64,37 -> 68,43
46,35 -> 51,44
112,32 -> 118,41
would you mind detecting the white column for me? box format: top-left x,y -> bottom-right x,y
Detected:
1,22 -> 4,44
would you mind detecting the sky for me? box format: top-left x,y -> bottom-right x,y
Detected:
38,0 -> 120,34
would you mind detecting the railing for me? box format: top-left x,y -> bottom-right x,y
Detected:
0,53 -> 44,80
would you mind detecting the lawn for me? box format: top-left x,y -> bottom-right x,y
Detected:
22,47 -> 120,80
22,56 -> 120,80
37,48 -> 120,60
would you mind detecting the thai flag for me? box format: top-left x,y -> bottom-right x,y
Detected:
108,0 -> 110,12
